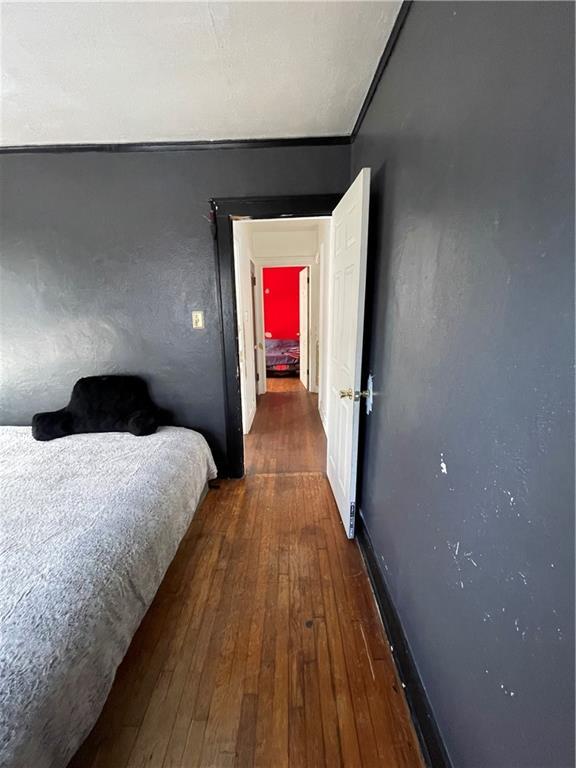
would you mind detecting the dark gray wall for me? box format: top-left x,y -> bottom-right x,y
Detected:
0,145 -> 349,468
353,2 -> 574,766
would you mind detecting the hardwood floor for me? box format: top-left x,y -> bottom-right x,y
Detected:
70,382 -> 424,768
245,378 -> 326,475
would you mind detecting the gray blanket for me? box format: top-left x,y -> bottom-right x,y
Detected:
0,426 -> 216,768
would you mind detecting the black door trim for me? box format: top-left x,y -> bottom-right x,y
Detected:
210,194 -> 341,478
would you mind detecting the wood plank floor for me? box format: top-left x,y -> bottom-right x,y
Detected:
70,382 -> 424,768
244,378 -> 326,475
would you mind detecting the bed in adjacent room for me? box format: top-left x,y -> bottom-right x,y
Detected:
0,425 -> 217,768
265,338 -> 300,376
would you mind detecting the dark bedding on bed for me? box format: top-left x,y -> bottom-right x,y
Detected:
265,338 -> 300,376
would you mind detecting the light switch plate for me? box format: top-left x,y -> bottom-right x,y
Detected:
192,310 -> 205,329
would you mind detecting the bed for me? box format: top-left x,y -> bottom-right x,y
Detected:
0,425 -> 217,768
265,338 -> 300,376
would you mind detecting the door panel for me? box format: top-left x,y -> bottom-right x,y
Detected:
326,168 -> 371,538
250,261 -> 260,396
233,230 -> 257,435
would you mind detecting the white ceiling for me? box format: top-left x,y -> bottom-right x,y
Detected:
0,1 -> 402,147
236,216 -> 327,267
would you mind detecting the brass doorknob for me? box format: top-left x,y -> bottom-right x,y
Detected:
339,388 -> 370,401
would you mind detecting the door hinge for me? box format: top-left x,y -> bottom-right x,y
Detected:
256,372 -> 259,382
307,276 -> 310,284
251,275 -> 256,287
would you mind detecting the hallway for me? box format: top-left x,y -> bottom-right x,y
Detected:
245,378 -> 326,475
70,381 -> 424,768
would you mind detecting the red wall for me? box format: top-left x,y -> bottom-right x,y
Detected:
262,266 -> 302,339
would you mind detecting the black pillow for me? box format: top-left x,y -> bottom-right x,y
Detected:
32,375 -> 172,441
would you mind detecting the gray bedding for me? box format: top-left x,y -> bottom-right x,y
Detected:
0,426 -> 217,768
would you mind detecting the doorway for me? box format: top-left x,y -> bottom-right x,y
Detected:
262,265 -> 302,383
212,170 -> 371,538
232,216 -> 330,475
211,194 -> 338,479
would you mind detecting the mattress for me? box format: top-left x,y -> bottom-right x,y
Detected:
0,426 -> 217,768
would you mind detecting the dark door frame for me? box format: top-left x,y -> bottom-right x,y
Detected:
210,194 -> 341,478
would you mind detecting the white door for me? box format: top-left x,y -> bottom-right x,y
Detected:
326,168 -> 371,538
299,266 -> 309,389
250,262 -> 260,395
233,229 -> 257,434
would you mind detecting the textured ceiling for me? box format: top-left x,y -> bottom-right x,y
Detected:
0,1 -> 402,146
